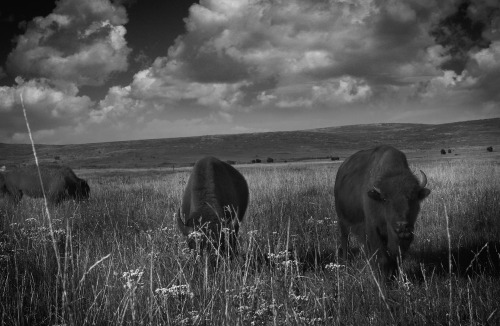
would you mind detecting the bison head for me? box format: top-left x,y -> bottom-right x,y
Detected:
0,173 -> 7,196
177,209 -> 239,255
76,179 -> 90,200
367,170 -> 430,255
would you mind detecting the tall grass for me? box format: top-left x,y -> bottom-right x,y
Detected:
1,160 -> 499,325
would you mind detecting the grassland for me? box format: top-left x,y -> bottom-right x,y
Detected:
1,156 -> 499,325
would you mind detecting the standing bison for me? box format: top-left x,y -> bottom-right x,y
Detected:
177,156 -> 249,256
334,145 -> 431,278
0,165 -> 90,205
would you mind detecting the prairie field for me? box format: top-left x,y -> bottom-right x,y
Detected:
0,158 -> 499,325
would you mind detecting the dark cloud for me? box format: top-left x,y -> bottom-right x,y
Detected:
431,0 -> 494,74
133,50 -> 153,70
166,33 -> 251,84
6,0 -> 131,86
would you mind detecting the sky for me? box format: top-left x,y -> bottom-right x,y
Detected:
0,0 -> 499,144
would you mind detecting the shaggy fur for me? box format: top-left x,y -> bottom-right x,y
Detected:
177,156 -> 249,255
0,165 -> 90,205
334,145 -> 431,278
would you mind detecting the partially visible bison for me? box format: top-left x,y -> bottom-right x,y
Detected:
487,146 -> 493,152
334,145 -> 431,279
177,156 -> 249,256
440,149 -> 446,155
0,165 -> 90,205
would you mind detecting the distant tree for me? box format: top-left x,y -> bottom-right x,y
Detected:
440,149 -> 446,155
266,157 -> 274,163
447,149 -> 452,153
487,146 -> 493,152
251,159 -> 256,164
331,156 -> 340,161
255,159 -> 262,163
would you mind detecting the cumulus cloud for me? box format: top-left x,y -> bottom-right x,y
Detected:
101,1 -> 492,116
2,0 -> 500,144
0,77 -> 93,142
0,0 -> 132,143
6,0 -> 131,86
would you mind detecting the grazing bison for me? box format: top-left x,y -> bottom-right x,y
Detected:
487,146 -> 493,152
177,156 -> 249,256
0,165 -> 90,205
334,145 -> 431,278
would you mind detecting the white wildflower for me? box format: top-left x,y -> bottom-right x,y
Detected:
155,284 -> 194,299
325,263 -> 345,272
188,231 -> 203,239
122,268 -> 144,290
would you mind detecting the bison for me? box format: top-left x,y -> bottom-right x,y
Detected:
0,164 -> 90,205
176,156 -> 249,256
334,145 -> 431,279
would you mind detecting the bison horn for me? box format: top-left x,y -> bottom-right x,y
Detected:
176,209 -> 192,236
418,170 -> 427,188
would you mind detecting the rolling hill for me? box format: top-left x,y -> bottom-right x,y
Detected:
1,118 -> 499,168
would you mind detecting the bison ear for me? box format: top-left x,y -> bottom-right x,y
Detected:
418,188 -> 431,200
176,209 -> 194,236
367,187 -> 385,202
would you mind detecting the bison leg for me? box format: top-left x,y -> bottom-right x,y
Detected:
367,226 -> 397,279
7,191 -> 22,205
339,220 -> 350,261
48,195 -> 63,206
4,185 -> 22,205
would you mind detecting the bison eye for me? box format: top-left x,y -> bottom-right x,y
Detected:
367,189 -> 386,202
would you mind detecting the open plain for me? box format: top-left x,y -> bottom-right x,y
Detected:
1,119 -> 500,325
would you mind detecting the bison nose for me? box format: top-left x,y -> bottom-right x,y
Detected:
395,222 -> 412,233
395,222 -> 414,240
